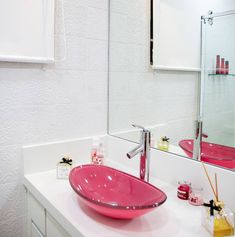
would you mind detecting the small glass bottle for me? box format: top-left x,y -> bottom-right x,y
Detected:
157,136 -> 170,151
57,156 -> 73,179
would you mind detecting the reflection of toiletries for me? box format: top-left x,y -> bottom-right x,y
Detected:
177,181 -> 191,200
157,136 -> 169,151
188,187 -> 204,206
225,61 -> 229,75
216,55 -> 220,74
221,58 -> 225,74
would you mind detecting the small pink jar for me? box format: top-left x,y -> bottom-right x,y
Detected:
177,181 -> 191,200
188,187 -> 204,206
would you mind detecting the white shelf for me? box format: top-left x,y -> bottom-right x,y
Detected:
0,55 -> 55,64
151,65 -> 201,72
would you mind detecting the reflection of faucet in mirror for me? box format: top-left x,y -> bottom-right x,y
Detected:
127,124 -> 151,182
193,120 -> 209,161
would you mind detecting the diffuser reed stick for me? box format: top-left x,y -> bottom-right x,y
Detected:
215,173 -> 219,202
202,162 -> 218,201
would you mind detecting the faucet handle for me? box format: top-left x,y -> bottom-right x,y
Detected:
132,124 -> 150,133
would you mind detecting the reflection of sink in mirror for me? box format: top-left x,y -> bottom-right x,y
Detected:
179,139 -> 235,169
111,125 -> 192,157
69,164 -> 167,219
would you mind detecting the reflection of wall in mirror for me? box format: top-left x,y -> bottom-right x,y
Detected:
109,0 -> 235,156
109,1 -> 197,146
109,1 -> 201,149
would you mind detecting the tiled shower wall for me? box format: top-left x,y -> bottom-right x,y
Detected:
0,1 -> 108,236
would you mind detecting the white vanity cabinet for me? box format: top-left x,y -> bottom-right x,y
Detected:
27,192 -> 70,237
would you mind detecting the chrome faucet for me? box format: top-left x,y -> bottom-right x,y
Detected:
127,124 -> 151,182
193,120 -> 208,161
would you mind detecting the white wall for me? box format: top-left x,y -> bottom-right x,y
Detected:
109,0 -> 198,147
0,0 -> 108,236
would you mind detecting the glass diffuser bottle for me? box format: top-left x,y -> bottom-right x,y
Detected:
201,164 -> 234,237
202,200 -> 234,237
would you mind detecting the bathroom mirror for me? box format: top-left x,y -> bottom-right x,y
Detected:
0,0 -> 54,63
108,0 -> 235,171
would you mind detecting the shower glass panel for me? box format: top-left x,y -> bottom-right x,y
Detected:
201,11 -> 235,170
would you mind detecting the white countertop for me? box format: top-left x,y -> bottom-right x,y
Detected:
23,160 -> 211,237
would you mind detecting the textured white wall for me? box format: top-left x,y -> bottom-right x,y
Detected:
0,0 -> 108,236
109,0 -> 198,146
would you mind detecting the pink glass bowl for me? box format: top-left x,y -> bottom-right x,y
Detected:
179,139 -> 235,169
69,164 -> 167,219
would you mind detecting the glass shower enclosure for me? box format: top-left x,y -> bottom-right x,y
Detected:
199,10 -> 235,170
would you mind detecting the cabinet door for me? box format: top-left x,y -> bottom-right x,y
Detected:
28,193 -> 46,236
31,221 -> 45,237
46,213 -> 70,237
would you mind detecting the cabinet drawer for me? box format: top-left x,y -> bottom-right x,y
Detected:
28,193 -> 46,236
46,213 -> 70,237
31,221 -> 45,237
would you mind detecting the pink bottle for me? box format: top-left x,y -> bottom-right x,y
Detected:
221,58 -> 225,74
225,61 -> 229,75
216,55 -> 220,74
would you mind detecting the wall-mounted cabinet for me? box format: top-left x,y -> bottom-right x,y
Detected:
0,0 -> 54,63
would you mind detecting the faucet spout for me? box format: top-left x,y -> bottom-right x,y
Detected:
127,144 -> 143,159
126,124 -> 151,182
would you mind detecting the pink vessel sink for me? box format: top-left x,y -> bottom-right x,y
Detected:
69,164 -> 167,219
179,139 -> 235,169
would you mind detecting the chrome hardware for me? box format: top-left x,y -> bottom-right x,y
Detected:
208,11 -> 214,25
193,120 -> 202,161
127,124 -> 151,182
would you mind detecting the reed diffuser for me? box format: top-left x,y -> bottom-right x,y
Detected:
201,163 -> 234,237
